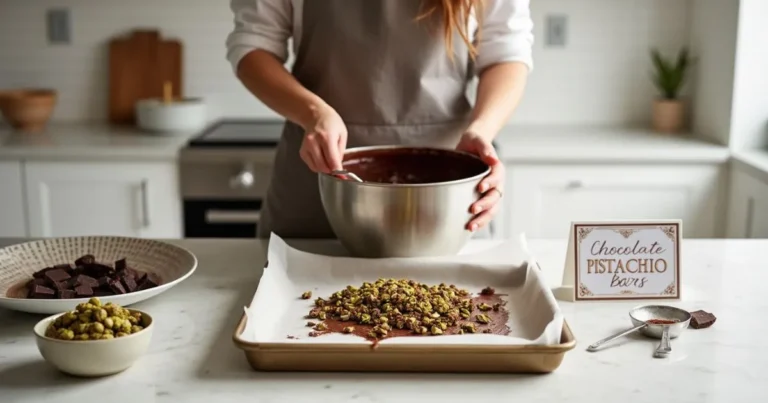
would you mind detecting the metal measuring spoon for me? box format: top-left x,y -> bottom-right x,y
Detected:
587,305 -> 692,354
653,325 -> 672,358
587,323 -> 647,352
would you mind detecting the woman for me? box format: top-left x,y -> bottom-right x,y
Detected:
226,0 -> 533,239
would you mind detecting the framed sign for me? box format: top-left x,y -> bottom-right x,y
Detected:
555,220 -> 681,302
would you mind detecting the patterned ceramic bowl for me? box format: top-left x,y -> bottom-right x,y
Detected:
0,236 -> 197,314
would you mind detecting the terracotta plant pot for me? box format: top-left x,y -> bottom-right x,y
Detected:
0,89 -> 57,133
652,99 -> 685,134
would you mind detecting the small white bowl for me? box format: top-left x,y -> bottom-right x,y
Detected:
33,309 -> 154,377
136,97 -> 207,134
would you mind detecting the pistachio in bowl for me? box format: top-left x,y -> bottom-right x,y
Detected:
33,297 -> 153,377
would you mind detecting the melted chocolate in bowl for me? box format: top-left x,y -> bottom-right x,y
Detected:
342,147 -> 489,185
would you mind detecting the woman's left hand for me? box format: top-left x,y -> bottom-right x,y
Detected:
455,132 -> 505,232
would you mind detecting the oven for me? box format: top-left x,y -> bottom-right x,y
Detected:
179,120 -> 283,238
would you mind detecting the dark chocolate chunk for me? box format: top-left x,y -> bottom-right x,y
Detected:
115,258 -> 127,272
44,269 -> 71,284
97,276 -> 111,287
33,267 -> 56,279
135,272 -> 147,284
53,263 -> 73,273
137,275 -> 159,291
689,310 -> 716,329
59,290 -> 76,299
74,285 -> 94,297
71,266 -> 86,276
108,280 -> 126,294
30,285 -> 55,299
69,274 -> 99,288
121,276 -> 138,292
74,254 -> 96,267
94,290 -> 112,297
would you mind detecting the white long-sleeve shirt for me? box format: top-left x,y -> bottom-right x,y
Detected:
225,0 -> 534,74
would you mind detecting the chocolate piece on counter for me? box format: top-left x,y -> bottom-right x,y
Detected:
121,276 -> 138,292
689,310 -> 716,329
115,258 -> 127,272
30,285 -> 55,299
109,280 -> 126,295
44,269 -> 71,284
59,290 -> 76,299
74,285 -> 94,297
74,254 -> 96,267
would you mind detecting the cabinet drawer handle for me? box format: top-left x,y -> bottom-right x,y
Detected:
566,180 -> 583,189
205,210 -> 261,224
140,180 -> 151,228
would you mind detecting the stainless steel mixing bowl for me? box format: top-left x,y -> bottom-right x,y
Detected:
318,145 -> 490,258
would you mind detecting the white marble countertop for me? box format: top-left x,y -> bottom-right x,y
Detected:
732,149 -> 768,183
493,126 -> 729,163
0,122 -> 730,164
0,123 -> 195,162
1,238 -> 766,403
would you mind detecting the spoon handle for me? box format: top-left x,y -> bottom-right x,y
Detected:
654,325 -> 672,358
330,170 -> 363,183
587,323 -> 647,352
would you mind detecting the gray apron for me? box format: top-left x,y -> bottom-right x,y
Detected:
258,0 -> 474,239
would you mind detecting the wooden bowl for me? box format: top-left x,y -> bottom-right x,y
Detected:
0,89 -> 57,132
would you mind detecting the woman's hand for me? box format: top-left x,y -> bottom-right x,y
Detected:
455,132 -> 505,232
300,105 -> 348,173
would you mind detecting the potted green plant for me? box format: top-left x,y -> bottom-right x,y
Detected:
650,48 -> 690,133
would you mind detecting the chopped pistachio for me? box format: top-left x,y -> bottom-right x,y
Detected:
430,325 -> 443,335
475,314 -> 491,324
342,326 -> 355,334
314,323 -> 328,331
478,303 -> 492,311
301,291 -> 312,299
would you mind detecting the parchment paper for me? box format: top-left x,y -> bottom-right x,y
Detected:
241,234 -> 564,346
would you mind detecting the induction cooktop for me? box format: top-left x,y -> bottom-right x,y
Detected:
187,120 -> 284,148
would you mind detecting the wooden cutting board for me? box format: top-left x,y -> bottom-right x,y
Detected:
108,30 -> 183,125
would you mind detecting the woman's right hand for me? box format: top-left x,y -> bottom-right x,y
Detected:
299,105 -> 348,174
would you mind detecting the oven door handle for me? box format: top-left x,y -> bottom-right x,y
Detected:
205,210 -> 261,224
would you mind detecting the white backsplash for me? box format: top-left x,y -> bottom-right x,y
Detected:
0,0 -> 691,126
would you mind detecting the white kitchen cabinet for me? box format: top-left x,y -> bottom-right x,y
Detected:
24,162 -> 181,238
726,167 -> 768,238
504,164 -> 724,239
0,161 -> 28,237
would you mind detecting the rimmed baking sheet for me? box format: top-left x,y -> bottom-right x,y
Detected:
238,234 -> 564,346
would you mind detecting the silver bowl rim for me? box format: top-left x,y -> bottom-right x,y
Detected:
628,304 -> 692,326
319,145 -> 491,188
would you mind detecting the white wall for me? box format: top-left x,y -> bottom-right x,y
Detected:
689,0 -> 739,146
729,0 -> 768,150
0,0 -> 691,126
